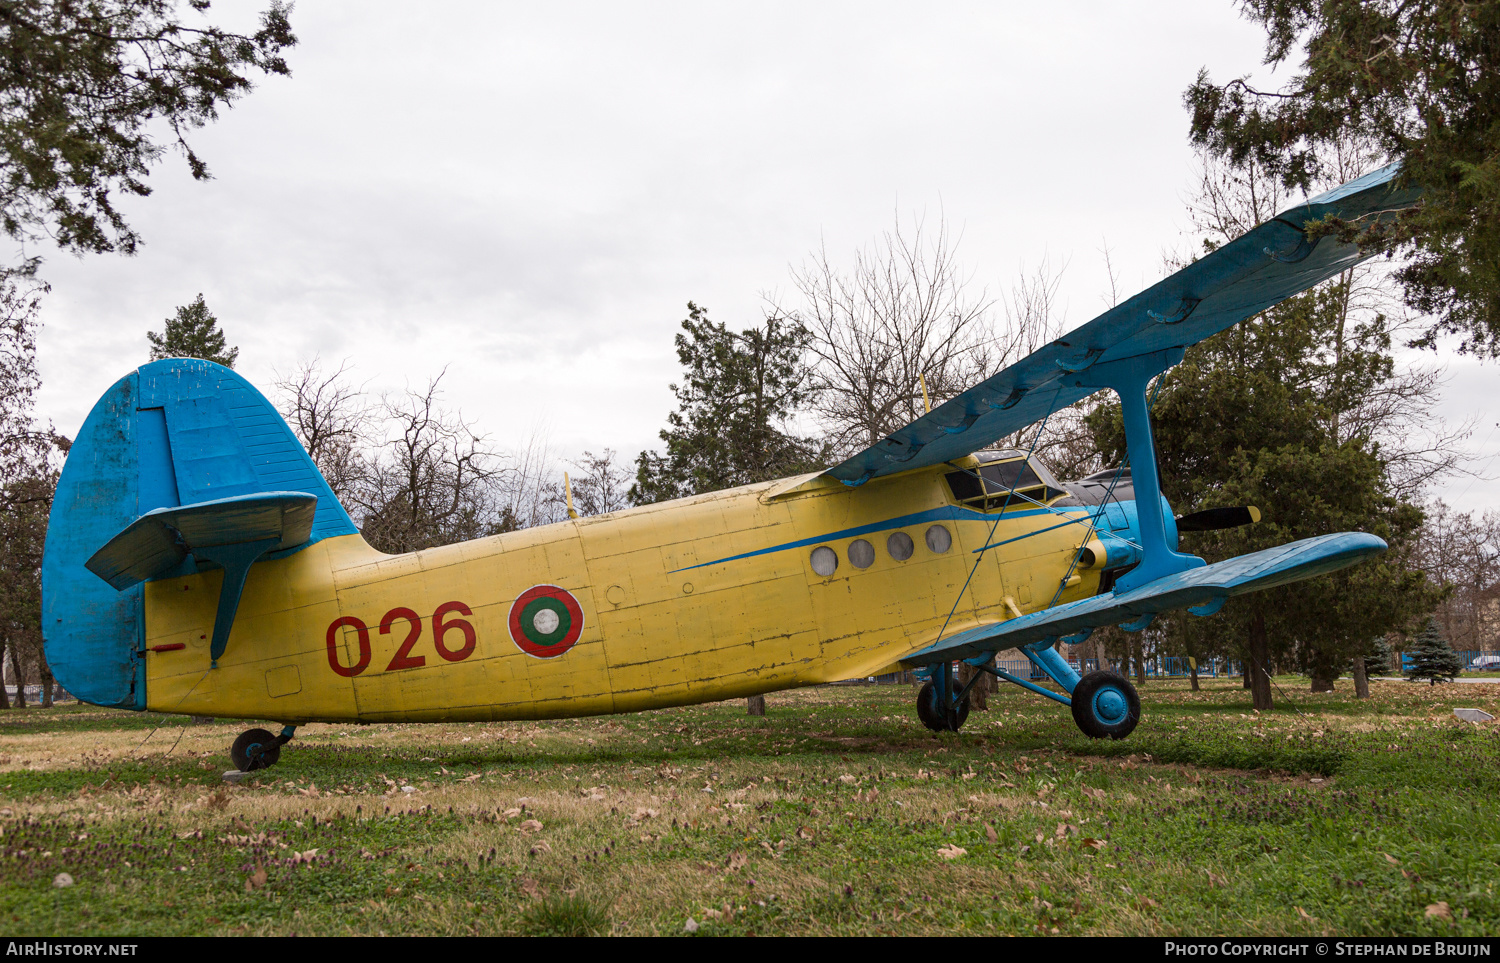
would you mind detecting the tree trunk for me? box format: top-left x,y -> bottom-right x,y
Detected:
957,660 -> 992,711
37,637 -> 54,708
1247,613 -> 1273,711
8,644 -> 26,708
746,695 -> 765,716
1352,656 -> 1370,700
1132,636 -> 1146,686
1309,661 -> 1336,692
1189,658 -> 1200,692
0,638 -> 9,710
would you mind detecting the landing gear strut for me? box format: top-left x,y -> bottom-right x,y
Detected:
917,680 -> 970,732
230,724 -> 296,772
909,638 -> 1143,739
916,662 -> 970,732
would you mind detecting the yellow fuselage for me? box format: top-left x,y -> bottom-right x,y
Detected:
143,460 -> 1100,722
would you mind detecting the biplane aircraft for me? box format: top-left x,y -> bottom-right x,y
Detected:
42,164 -> 1420,771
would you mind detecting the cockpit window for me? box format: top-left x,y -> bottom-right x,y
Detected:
945,455 -> 1067,510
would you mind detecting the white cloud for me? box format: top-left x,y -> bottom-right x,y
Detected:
30,2 -> 1493,508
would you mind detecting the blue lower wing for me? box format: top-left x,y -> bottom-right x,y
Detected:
902,532 -> 1386,667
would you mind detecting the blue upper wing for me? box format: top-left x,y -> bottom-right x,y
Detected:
822,163 -> 1422,485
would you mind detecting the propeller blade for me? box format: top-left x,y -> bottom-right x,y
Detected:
1176,505 -> 1261,533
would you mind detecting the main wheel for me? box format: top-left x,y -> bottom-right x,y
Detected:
1070,671 -> 1140,739
231,728 -> 281,772
916,681 -> 971,732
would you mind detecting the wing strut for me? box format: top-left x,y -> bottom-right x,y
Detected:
1064,345 -> 1206,593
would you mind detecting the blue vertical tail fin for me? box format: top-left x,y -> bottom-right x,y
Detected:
42,359 -> 358,708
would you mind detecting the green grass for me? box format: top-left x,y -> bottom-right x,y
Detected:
1,676 -> 1496,935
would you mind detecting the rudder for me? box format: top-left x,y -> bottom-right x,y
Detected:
42,359 -> 358,708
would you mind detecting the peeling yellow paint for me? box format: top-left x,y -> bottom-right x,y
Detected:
144,462 -> 1099,723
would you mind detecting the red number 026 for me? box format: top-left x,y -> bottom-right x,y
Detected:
325,601 -> 476,678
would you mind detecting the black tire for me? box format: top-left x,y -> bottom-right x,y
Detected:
1070,671 -> 1140,739
231,728 -> 281,772
916,681 -> 944,731
916,680 -> 971,732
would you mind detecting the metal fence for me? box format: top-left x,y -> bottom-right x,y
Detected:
879,648 -> 1500,687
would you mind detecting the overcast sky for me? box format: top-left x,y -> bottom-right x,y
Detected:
28,2 -> 1500,513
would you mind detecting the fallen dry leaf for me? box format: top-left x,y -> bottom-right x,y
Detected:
985,824 -> 998,843
1425,902 -> 1452,921
726,852 -> 748,872
244,862 -> 267,892
937,843 -> 967,859
518,819 -> 543,833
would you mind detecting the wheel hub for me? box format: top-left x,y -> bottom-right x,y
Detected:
1093,687 -> 1128,725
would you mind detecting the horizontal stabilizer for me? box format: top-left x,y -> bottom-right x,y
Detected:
902,532 -> 1386,667
86,492 -> 317,591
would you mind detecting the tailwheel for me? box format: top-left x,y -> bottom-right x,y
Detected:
916,681 -> 970,733
231,727 -> 285,772
1070,671 -> 1140,739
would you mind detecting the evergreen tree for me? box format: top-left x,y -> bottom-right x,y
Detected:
148,294 -> 238,367
1087,281 -> 1437,706
1363,635 -> 1395,679
1187,3 -> 1500,355
0,1 -> 296,263
1404,617 -> 1464,686
631,303 -> 826,505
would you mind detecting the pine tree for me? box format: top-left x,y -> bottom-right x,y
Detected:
1363,636 -> 1395,679
1187,3 -> 1500,355
148,295 -> 238,368
1404,618 -> 1465,686
631,303 -> 826,505
0,2 -> 296,263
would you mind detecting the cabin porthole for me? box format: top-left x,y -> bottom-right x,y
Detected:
925,524 -> 952,554
810,546 -> 838,577
887,531 -> 914,561
848,539 -> 875,569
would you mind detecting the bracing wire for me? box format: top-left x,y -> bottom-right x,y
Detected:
927,387 -> 1063,659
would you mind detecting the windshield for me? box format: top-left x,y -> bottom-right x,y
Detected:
944,455 -> 1066,510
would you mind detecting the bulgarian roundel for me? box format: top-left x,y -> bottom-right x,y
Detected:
508,585 -> 585,658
